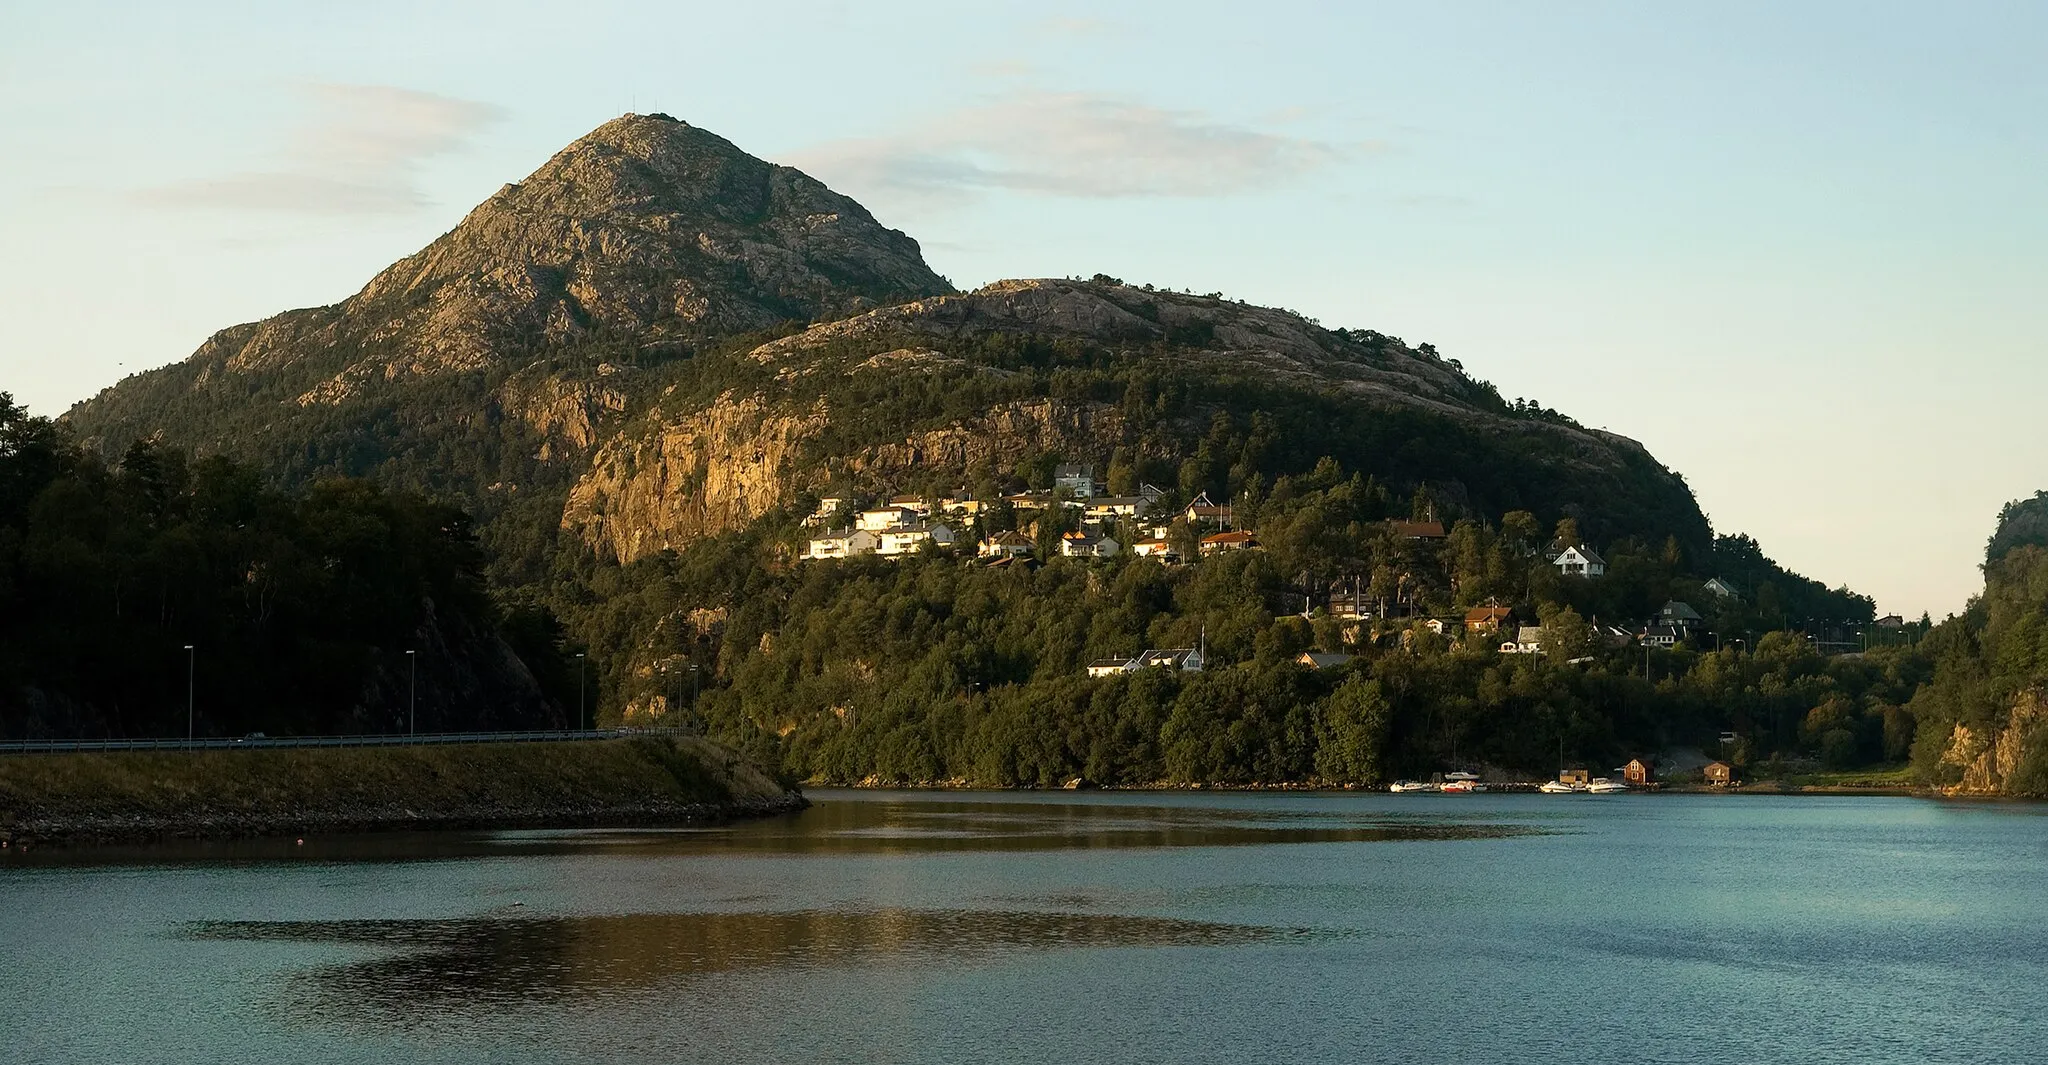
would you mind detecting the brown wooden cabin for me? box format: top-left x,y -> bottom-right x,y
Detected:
1704,761 -> 1733,787
1560,768 -> 1592,785
1623,758 -> 1652,785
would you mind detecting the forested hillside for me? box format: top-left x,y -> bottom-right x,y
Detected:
0,394 -> 570,739
29,112 -> 1929,785
1908,492 -> 2048,795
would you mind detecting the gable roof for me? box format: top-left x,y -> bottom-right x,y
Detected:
1202,530 -> 1258,545
1557,545 -> 1606,566
1464,605 -> 1514,626
1659,600 -> 1703,622
1388,520 -> 1446,539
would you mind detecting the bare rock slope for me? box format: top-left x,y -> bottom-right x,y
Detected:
66,113 -> 953,461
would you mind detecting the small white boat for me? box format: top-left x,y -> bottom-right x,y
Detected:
1388,780 -> 1436,793
1537,780 -> 1581,794
1444,771 -> 1482,782
1585,778 -> 1629,794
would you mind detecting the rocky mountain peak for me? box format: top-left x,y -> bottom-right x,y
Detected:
97,114 -> 956,411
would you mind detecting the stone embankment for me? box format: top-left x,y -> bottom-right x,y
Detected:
0,735 -> 804,847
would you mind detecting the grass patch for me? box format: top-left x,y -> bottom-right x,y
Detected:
0,735 -> 793,840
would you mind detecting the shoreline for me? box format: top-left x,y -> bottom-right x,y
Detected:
815,778 -> 1953,798
0,792 -> 809,849
0,735 -> 805,848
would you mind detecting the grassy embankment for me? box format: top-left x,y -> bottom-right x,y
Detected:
1674,763 -> 1929,795
0,735 -> 802,845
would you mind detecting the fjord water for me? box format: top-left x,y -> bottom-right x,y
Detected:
3,792 -> 2043,1064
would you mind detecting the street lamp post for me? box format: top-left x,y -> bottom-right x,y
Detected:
576,653 -> 587,731
406,650 -> 417,737
183,644 -> 195,744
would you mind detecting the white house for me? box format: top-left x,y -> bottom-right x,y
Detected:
1086,656 -> 1138,678
877,523 -> 957,557
1642,624 -> 1683,648
1084,496 -> 1152,522
1553,545 -> 1607,578
1500,625 -> 1546,654
1054,464 -> 1097,498
978,531 -> 1033,559
1136,647 -> 1204,672
1085,645 -> 1204,677
1183,492 -> 1232,527
1200,530 -> 1259,555
1703,578 -> 1741,600
885,494 -> 933,518
1059,531 -> 1121,558
805,496 -> 847,527
857,506 -> 918,532
802,529 -> 880,560
1131,539 -> 1178,561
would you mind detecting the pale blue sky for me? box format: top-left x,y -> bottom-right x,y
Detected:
3,1 -> 2042,617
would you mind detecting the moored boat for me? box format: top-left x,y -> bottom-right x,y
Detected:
1585,778 -> 1629,794
1537,780 -> 1582,794
1388,780 -> 1436,793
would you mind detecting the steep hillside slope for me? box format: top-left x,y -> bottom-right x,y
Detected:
563,277 -> 1708,562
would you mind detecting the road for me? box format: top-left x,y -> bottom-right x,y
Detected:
0,728 -> 684,756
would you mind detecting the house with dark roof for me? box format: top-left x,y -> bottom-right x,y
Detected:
1703,577 -> 1741,600
1553,545 -> 1606,578
1501,625 -> 1545,654
1642,624 -> 1684,648
1388,520 -> 1446,540
1054,464 -> 1097,499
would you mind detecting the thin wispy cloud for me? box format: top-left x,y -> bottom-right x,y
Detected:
137,85 -> 503,215
792,91 -> 1366,208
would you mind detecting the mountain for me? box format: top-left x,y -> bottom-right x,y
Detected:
65,113 -> 1710,576
66,113 -> 954,526
44,112 -> 1915,782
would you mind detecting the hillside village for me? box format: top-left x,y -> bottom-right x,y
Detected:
796,464 -> 1898,680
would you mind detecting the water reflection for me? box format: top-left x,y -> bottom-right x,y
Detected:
188,909 -> 1284,1020
3,793 -> 1534,866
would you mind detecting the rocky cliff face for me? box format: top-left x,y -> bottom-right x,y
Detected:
1941,689 -> 2048,795
563,391 -> 832,563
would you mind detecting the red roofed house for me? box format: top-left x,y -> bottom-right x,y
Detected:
1463,605 -> 1516,634
1388,520 -> 1446,540
1200,530 -> 1260,556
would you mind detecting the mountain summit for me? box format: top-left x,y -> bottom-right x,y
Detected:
72,112 -> 951,425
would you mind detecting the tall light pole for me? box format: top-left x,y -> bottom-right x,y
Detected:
184,644 -> 195,744
406,650 -> 417,737
576,652 -> 587,731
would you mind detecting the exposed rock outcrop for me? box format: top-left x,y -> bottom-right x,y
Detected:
1943,688 -> 2048,795
563,391 -> 831,562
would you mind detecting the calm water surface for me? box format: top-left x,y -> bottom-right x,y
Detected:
4,791 -> 2044,1064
